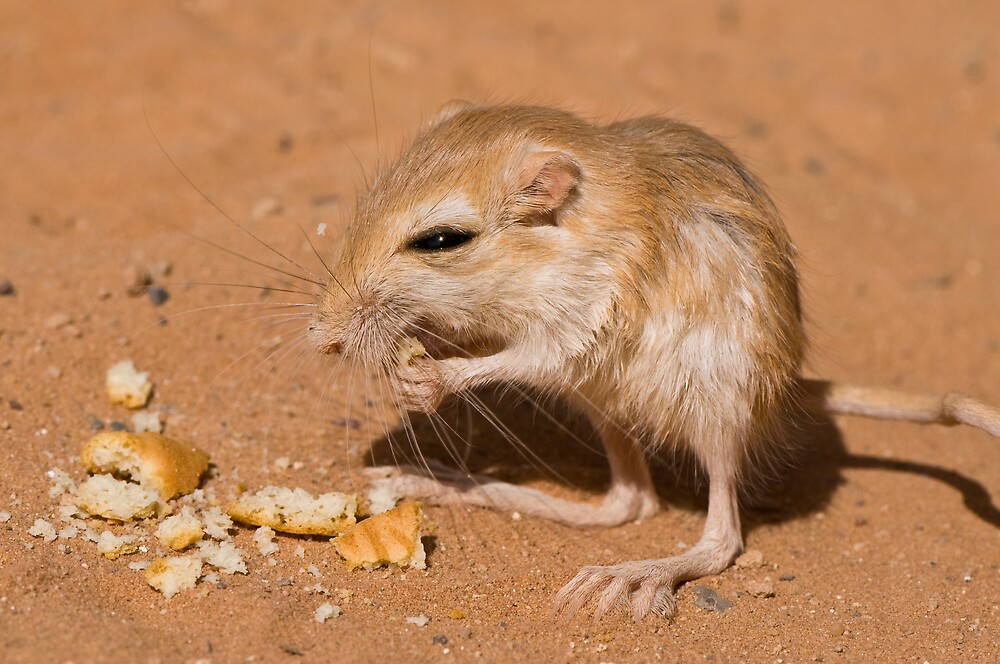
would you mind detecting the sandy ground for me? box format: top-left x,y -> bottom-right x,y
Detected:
2,1 -> 999,662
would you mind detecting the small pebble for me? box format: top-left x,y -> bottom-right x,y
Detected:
829,622 -> 845,637
9,400 -> 23,411
778,573 -> 796,582
0,280 -> 14,296
745,579 -> 776,598
735,549 -> 764,568
691,585 -> 732,612
147,287 -> 170,307
250,197 -> 283,221
331,418 -> 361,429
150,260 -> 173,278
45,312 -> 73,329
109,421 -> 129,432
432,635 -> 448,646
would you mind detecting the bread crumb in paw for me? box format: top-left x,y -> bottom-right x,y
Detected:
96,530 -> 138,559
74,474 -> 160,521
80,431 -> 209,500
106,360 -> 153,409
144,555 -> 203,598
335,501 -> 425,571
156,506 -> 204,551
227,486 -> 357,536
396,336 -> 427,367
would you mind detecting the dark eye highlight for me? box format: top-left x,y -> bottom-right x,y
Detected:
408,228 -> 476,252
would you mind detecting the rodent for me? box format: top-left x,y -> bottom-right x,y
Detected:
308,102 -> 1000,620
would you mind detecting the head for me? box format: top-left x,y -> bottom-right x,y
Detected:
308,104 -> 640,375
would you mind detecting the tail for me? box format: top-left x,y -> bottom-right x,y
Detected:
798,378 -> 1000,439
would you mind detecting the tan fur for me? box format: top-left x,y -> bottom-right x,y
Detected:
310,104 -> 998,620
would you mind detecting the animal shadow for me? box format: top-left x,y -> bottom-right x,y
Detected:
365,387 -> 1000,531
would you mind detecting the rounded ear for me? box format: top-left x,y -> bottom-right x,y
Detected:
513,151 -> 581,217
428,99 -> 476,128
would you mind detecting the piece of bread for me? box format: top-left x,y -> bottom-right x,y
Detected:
155,506 -> 204,551
144,555 -> 203,598
334,501 -> 425,571
74,474 -> 160,521
96,530 -> 138,559
196,540 -> 247,575
106,360 -> 153,409
227,486 -> 357,536
80,431 -> 209,500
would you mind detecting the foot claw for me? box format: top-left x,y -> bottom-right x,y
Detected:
554,561 -> 680,621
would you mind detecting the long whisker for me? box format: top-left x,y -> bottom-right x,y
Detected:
297,225 -> 351,298
143,92 -> 326,287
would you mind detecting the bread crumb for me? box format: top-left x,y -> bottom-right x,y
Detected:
314,602 -> 340,623
80,431 -> 209,500
200,570 -> 221,586
406,614 -> 430,627
57,525 -> 79,539
156,506 -> 204,551
274,457 -> 291,470
196,540 -> 248,575
252,526 -> 279,556
96,530 -> 138,559
74,474 -> 160,521
0,511 -> 11,523
106,360 -> 153,409
56,504 -> 86,524
127,560 -> 150,571
293,545 -> 305,558
227,486 -> 357,536
366,479 -> 402,515
130,410 -> 164,434
200,507 -> 234,540
335,501 -> 425,571
47,468 -> 76,498
144,555 -> 203,598
28,518 -> 58,541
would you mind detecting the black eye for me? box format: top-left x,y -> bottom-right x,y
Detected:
409,229 -> 476,251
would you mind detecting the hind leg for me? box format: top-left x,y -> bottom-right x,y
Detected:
553,453 -> 742,620
370,408 -> 660,528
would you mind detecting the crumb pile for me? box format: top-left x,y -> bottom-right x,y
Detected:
26,361 -> 428,610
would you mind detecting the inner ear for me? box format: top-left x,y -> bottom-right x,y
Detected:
515,151 -> 581,216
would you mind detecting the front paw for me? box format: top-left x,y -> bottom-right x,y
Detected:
393,357 -> 449,413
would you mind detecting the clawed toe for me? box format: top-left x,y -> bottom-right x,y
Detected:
553,562 -> 679,622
